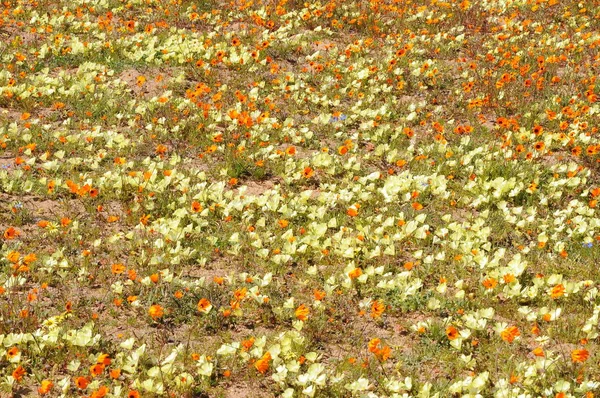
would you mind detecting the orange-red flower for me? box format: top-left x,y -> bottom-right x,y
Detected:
74,376 -> 89,389
97,353 -> 111,366
347,207 -> 358,217
3,227 -> 20,240
191,201 -> 203,212
12,365 -> 26,381
90,385 -> 108,398
571,349 -> 589,363
89,363 -> 105,377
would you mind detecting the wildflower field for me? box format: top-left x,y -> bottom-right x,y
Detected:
1,0 -> 600,396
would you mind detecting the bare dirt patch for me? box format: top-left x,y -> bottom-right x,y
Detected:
221,383 -> 275,398
238,179 -> 279,197
119,68 -> 173,98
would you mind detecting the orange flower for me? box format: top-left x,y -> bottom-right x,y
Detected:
285,146 -> 296,156
550,284 -> 565,298
278,219 -> 289,228
191,201 -> 203,212
234,287 -> 247,301
500,326 -> 520,343
111,263 -> 125,274
23,253 -> 36,264
89,363 -> 105,377
348,267 -> 362,279
150,273 -> 160,283
482,277 -> 498,289
534,141 -> 545,151
128,269 -> 137,281
446,325 -> 459,340
302,166 -> 314,178
542,313 -> 552,322
90,385 -> 108,398
38,379 -> 53,395
138,213 -> 151,226
370,300 -> 385,318
313,289 -> 326,301
571,349 -> 589,363
6,346 -> 19,359
3,227 -> 20,240
532,347 -> 545,357
197,298 -> 212,314
347,207 -> 358,217
110,368 -> 121,379
148,304 -> 164,320
377,345 -> 392,362
127,390 -> 140,398
7,251 -> 20,263
254,352 -> 271,374
12,367 -> 26,384
242,337 -> 255,351
368,338 -> 381,353
75,376 -> 89,389
295,304 -> 310,321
